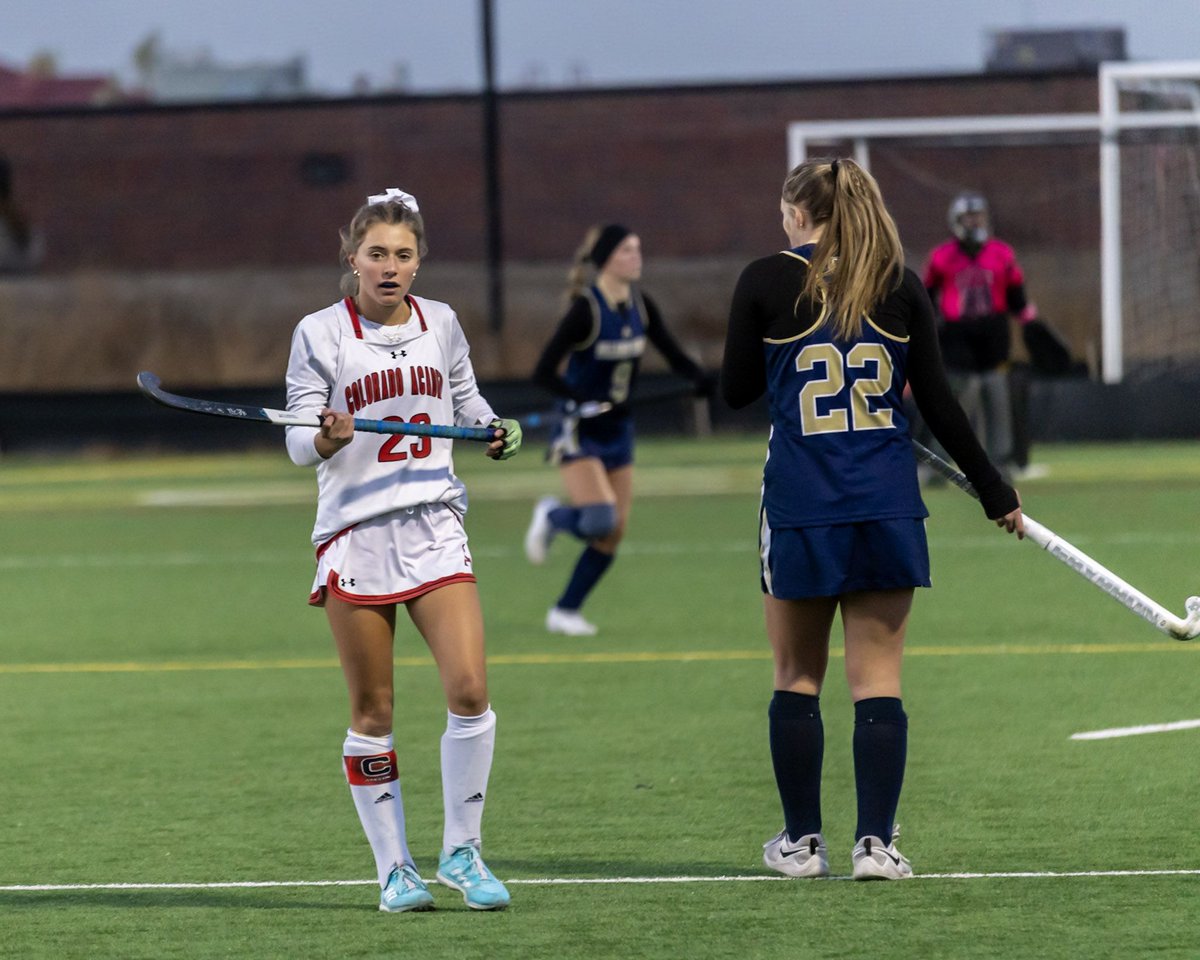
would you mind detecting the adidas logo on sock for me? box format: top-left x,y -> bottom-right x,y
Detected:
464,792 -> 484,803
374,791 -> 395,804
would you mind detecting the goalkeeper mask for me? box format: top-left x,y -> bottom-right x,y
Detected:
948,191 -> 989,247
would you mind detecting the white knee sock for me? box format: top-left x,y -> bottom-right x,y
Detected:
343,729 -> 411,888
440,707 -> 496,853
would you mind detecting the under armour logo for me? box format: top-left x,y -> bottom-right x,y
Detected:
391,350 -> 407,359
340,577 -> 356,587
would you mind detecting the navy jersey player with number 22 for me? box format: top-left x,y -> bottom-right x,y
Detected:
721,158 -> 1024,881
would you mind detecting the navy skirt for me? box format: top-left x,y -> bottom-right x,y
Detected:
552,414 -> 635,471
760,517 -> 931,599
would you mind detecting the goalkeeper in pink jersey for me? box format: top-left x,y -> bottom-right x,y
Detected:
922,192 -> 1037,479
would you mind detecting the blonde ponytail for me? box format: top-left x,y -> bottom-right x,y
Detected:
784,158 -> 904,339
562,225 -> 603,307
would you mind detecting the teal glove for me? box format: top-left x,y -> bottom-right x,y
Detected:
488,417 -> 522,460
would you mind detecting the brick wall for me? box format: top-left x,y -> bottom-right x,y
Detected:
0,70 -> 1103,389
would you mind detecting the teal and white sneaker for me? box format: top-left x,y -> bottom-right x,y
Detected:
436,843 -> 511,910
379,863 -> 435,913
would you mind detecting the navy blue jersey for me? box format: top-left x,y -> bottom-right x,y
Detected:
760,256 -> 925,527
562,286 -> 647,406
723,245 -> 1019,526
532,287 -> 705,421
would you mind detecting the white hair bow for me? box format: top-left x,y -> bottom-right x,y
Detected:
367,187 -> 419,211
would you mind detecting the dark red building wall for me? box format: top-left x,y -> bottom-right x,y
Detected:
0,70 -> 1099,270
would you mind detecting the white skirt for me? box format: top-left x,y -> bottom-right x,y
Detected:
308,502 -> 475,606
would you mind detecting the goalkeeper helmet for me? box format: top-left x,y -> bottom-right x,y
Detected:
948,191 -> 989,245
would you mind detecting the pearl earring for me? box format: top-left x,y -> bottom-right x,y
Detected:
353,269 -> 360,277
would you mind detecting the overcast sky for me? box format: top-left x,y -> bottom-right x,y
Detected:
4,0 -> 1200,95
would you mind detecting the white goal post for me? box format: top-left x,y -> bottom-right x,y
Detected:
787,61 -> 1200,384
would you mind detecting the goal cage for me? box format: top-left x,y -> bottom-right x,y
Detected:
786,61 -> 1200,384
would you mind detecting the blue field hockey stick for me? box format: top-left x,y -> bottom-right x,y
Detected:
137,372 -> 501,443
518,400 -> 613,429
519,381 -> 707,429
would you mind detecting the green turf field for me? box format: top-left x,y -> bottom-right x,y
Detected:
1,436 -> 1198,959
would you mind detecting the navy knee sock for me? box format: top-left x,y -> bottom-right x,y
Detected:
556,546 -> 614,611
768,691 -> 824,840
852,696 -> 908,843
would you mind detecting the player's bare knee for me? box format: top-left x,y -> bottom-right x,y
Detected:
447,676 -> 489,716
353,692 -> 394,736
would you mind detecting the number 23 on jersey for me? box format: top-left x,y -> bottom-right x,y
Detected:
378,413 -> 433,461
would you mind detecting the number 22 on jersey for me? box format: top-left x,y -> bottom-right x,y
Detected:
796,342 -> 894,435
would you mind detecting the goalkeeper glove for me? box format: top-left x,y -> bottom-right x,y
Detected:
488,417 -> 522,460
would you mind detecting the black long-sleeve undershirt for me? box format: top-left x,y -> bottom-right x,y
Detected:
532,290 -> 705,403
721,253 -> 1017,519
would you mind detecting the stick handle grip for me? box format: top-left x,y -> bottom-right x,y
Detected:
913,441 -> 980,499
351,418 -> 499,442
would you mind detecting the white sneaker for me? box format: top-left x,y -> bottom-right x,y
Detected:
545,606 -> 597,637
524,496 -> 560,565
852,835 -> 913,880
762,830 -> 829,878
1012,462 -> 1051,481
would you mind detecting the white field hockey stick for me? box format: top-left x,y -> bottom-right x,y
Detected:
913,441 -> 1200,641
137,372 -> 501,443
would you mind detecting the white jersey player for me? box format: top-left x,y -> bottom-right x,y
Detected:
284,188 -> 521,913
287,294 -> 495,602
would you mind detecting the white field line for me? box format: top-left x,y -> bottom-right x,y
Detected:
133,472 -> 754,507
0,542 -> 752,570
1071,719 -> 1200,740
137,484 -> 314,507
10,534 -> 1200,571
4,869 -> 1199,892
922,532 -> 1200,549
0,551 -> 300,569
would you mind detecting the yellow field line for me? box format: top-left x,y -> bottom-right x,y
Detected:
904,642 -> 1195,656
0,642 -> 1194,675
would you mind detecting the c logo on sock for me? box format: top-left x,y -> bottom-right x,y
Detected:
345,751 -> 398,785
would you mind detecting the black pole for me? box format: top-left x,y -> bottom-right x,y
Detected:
481,0 -> 504,332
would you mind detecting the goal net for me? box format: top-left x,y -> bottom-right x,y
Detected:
1101,62 -> 1200,381
786,61 -> 1200,384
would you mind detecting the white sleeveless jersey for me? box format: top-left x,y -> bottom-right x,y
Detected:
284,296 -> 496,545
